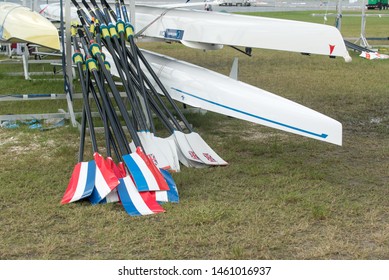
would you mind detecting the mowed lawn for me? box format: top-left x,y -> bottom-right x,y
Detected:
0,10 -> 389,259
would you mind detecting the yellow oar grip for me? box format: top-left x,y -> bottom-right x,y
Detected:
116,20 -> 125,35
101,24 -> 110,39
86,57 -> 98,72
89,43 -> 101,57
104,61 -> 111,71
71,26 -> 77,37
125,23 -> 134,39
72,52 -> 84,64
109,23 -> 118,38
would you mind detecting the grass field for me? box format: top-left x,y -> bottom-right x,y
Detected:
1,10 -> 389,260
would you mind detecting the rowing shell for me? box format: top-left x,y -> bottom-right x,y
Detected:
135,5 -> 351,62
0,3 -> 59,50
139,49 -> 342,146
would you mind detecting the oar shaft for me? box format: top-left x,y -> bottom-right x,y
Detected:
78,107 -> 87,162
72,30 -> 99,153
135,48 -> 193,132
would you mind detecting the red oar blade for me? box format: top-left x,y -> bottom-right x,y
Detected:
98,157 -> 121,204
61,161 -> 95,204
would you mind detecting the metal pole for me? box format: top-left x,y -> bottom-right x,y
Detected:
360,0 -> 371,48
64,0 -> 77,126
335,0 -> 342,31
129,0 -> 135,30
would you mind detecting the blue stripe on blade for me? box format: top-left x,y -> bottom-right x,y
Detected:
117,179 -> 142,216
122,154 -> 149,192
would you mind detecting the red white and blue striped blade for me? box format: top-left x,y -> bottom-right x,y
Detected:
122,148 -> 167,192
135,147 -> 170,191
156,169 -> 179,203
89,153 -> 120,205
98,157 -> 122,204
61,161 -> 95,204
99,189 -> 120,204
117,175 -> 165,216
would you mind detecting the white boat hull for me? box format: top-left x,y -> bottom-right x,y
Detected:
139,50 -> 342,146
0,3 -> 59,50
135,6 -> 351,62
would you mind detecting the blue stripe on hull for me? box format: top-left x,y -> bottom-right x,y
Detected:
171,87 -> 328,140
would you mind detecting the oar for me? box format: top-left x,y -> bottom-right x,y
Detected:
98,0 -> 195,168
61,106 -> 95,204
61,29 -> 119,204
89,0 -> 173,171
71,26 -> 120,205
107,50 -> 181,171
75,21 -> 169,192
91,0 -> 171,169
80,40 -> 164,211
112,0 -> 226,166
82,0 -> 147,131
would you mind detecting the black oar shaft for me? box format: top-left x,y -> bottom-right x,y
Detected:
78,107 -> 87,162
72,30 -> 99,154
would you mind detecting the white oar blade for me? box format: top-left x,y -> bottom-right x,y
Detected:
137,131 -> 171,170
171,133 -> 207,168
185,132 -> 228,166
153,135 -> 181,172
172,131 -> 207,168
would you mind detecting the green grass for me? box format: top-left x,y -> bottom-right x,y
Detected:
1,11 -> 389,260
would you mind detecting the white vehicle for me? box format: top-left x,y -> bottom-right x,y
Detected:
217,0 -> 252,6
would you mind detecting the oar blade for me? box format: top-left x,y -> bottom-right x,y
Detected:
135,146 -> 170,191
137,132 -> 171,170
117,175 -> 165,216
61,161 -> 95,204
122,152 -> 160,192
156,169 -> 179,203
185,132 -> 228,166
153,135 -> 180,172
171,131 -> 206,168
98,157 -> 122,204
89,153 -> 120,205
